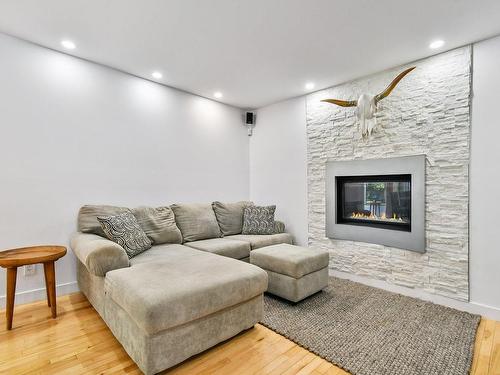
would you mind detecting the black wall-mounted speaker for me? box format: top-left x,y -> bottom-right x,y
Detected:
246,112 -> 255,125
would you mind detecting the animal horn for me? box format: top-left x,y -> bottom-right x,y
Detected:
374,66 -> 415,104
321,99 -> 357,107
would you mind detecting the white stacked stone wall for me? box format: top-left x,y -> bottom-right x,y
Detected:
306,47 -> 471,301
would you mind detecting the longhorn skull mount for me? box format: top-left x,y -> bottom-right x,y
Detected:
321,67 -> 415,138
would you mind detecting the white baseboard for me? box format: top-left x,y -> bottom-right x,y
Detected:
330,270 -> 500,321
0,281 -> 79,309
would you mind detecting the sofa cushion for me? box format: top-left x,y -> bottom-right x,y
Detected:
212,201 -> 252,236
226,233 -> 293,250
250,244 -> 329,278
184,238 -> 250,260
129,243 -> 193,265
78,205 -> 131,237
98,212 -> 152,259
132,206 -> 182,245
105,246 -> 268,334
171,203 -> 221,242
274,220 -> 286,234
242,205 -> 276,235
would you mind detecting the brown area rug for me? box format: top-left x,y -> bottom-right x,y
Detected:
261,277 -> 480,375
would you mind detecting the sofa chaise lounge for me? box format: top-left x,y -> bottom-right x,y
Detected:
71,202 -> 293,374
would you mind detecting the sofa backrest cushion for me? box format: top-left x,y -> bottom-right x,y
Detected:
132,206 -> 183,245
78,205 -> 131,237
170,203 -> 221,242
212,201 -> 253,236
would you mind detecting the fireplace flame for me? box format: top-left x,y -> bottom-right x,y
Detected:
350,211 -> 405,222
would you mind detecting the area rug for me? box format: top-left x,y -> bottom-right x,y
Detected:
261,277 -> 480,375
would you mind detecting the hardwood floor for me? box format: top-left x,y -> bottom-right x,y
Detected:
1,292 -> 499,375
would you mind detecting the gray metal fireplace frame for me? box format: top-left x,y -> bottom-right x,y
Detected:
326,155 -> 426,253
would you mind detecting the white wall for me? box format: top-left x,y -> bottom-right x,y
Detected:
470,35 -> 500,310
0,33 -> 249,307
249,36 -> 500,316
249,97 -> 308,246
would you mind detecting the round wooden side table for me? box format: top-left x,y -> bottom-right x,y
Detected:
0,245 -> 67,330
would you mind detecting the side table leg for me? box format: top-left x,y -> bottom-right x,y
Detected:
6,267 -> 17,330
44,261 -> 57,318
43,263 -> 51,307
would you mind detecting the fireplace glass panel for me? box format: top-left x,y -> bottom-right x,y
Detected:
336,174 -> 411,231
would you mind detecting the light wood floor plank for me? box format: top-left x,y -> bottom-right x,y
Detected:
489,321 -> 500,375
315,361 -> 335,374
281,352 -> 317,375
475,319 -> 497,375
295,357 -> 326,375
472,318 -> 486,374
0,292 -> 499,375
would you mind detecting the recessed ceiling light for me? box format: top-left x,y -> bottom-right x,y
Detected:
214,91 -> 223,99
61,40 -> 76,50
429,40 -> 444,49
305,82 -> 315,90
152,71 -> 163,79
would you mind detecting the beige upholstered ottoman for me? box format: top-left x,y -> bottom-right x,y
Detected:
250,243 -> 329,302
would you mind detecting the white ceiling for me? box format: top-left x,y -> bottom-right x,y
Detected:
1,0 -> 500,109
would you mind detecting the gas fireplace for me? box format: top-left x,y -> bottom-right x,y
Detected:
326,155 -> 425,252
336,174 -> 411,232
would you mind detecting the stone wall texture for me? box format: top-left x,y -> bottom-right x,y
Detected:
306,47 -> 471,301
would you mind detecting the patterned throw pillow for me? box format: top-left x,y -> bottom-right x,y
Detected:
242,205 -> 277,235
98,212 -> 152,259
